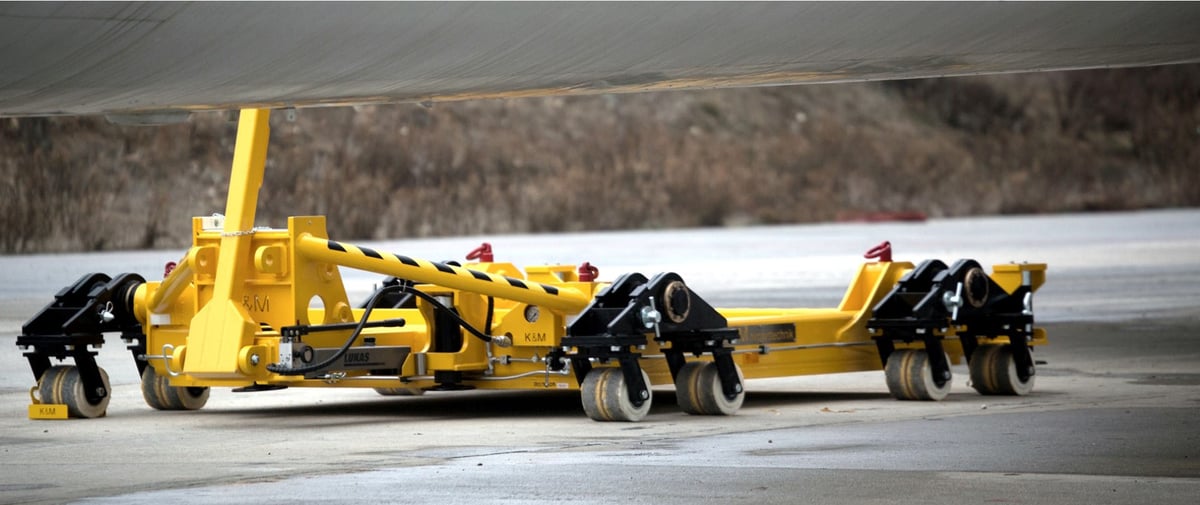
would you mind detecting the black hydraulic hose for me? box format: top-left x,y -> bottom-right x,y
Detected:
400,287 -> 494,343
267,284 -> 403,375
267,284 -> 494,376
485,296 -> 495,336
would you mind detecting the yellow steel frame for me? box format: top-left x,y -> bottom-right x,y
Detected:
130,109 -> 1048,394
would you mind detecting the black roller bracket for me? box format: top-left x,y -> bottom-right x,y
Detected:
17,272 -> 146,405
565,272 -> 742,404
868,259 -> 1037,382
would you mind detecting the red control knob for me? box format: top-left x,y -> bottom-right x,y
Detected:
466,242 -> 494,262
578,262 -> 599,282
864,241 -> 893,262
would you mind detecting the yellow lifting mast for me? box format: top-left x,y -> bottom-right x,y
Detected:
19,109 -> 1047,422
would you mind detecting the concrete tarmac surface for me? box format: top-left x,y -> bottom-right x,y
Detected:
1,209 -> 1198,504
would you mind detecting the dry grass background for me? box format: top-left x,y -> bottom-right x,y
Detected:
2,65 -> 1197,253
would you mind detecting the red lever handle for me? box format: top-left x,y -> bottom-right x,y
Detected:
578,262 -> 599,282
864,241 -> 893,262
466,242 -> 493,262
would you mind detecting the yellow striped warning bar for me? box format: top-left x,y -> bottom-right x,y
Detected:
297,235 -> 592,313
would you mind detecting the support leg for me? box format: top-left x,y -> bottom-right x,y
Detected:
25,354 -> 50,384
1009,342 -> 1036,381
185,109 -> 272,378
874,338 -> 895,368
923,337 -> 952,386
71,352 -> 107,405
664,350 -> 686,381
617,355 -> 650,407
711,348 -> 743,398
960,333 -> 980,363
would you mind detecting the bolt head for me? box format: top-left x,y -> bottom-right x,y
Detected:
250,354 -> 261,365
640,390 -> 649,399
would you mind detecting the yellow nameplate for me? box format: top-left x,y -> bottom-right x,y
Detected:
29,404 -> 68,420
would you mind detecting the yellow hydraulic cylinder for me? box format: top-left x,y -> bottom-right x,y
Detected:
297,235 -> 593,314
184,109 -> 271,378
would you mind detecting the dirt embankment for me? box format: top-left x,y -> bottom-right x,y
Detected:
2,65 -> 1197,253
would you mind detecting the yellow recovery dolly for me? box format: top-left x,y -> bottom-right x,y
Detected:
18,109 -> 1047,422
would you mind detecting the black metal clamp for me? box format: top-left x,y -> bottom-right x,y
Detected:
17,272 -> 146,406
564,272 -> 742,403
867,259 -> 1037,384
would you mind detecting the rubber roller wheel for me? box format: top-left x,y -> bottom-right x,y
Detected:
675,361 -> 745,416
580,367 -> 652,422
141,365 -> 210,410
374,387 -> 426,396
37,365 -> 111,418
970,345 -> 1035,396
885,349 -> 952,401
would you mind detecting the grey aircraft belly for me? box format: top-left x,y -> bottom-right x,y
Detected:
1,1 -> 1199,118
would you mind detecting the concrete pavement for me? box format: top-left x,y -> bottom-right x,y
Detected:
2,210 -> 1198,504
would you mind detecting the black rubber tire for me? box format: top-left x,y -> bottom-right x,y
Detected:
373,387 -> 426,396
580,367 -> 652,422
969,345 -> 1035,396
885,349 -> 952,401
141,366 -> 210,410
38,365 -> 111,418
675,361 -> 745,416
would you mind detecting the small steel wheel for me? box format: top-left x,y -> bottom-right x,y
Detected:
580,367 -> 652,422
970,345 -> 1035,396
674,361 -> 745,416
141,365 -> 210,410
885,349 -> 952,401
37,365 -> 111,418
373,387 -> 426,396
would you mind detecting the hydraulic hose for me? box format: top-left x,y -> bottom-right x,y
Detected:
400,287 -> 494,343
267,284 -> 403,375
267,284 -> 494,376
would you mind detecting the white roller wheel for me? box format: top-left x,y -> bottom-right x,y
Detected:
580,367 -> 652,422
970,345 -> 1035,396
675,361 -> 745,416
885,349 -> 952,401
38,365 -> 111,418
374,387 -> 426,396
141,366 -> 210,411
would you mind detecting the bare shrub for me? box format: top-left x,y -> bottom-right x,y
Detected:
2,64 -> 1197,253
